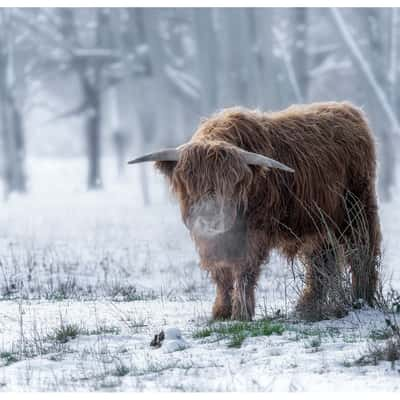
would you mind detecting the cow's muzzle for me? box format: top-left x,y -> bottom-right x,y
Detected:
188,197 -> 236,238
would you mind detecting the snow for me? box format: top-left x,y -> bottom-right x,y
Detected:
161,328 -> 190,353
0,157 -> 399,391
163,327 -> 183,340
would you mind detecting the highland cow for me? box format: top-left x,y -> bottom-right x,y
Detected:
129,102 -> 381,321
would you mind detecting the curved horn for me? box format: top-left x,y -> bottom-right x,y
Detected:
238,148 -> 294,173
128,148 -> 180,164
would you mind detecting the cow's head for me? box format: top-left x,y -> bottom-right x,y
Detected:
128,141 -> 293,244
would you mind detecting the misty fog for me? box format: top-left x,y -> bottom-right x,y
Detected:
1,8 -> 399,202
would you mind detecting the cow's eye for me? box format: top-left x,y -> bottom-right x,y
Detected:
206,190 -> 215,197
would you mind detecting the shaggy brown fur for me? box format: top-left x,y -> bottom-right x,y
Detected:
156,102 -> 382,321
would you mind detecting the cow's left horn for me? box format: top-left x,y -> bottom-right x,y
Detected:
128,148 -> 180,164
238,149 -> 294,173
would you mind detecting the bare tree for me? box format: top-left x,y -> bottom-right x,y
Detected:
13,8 -> 123,190
0,9 -> 26,199
65,9 -> 116,189
246,8 -> 281,110
272,10 -> 304,104
329,9 -> 399,132
329,8 -> 399,201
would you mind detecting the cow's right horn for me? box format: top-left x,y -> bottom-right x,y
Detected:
237,148 -> 295,173
128,148 -> 180,164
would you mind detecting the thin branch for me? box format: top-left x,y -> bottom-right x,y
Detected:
389,8 -> 398,108
12,9 -> 74,56
43,100 -> 89,124
329,8 -> 400,133
273,26 -> 304,103
164,65 -> 200,102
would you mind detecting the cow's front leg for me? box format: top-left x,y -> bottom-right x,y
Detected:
210,267 -> 234,320
231,265 -> 260,321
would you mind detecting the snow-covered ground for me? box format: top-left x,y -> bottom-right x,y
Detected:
0,158 -> 399,391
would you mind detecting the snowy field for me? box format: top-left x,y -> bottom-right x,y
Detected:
0,158 -> 399,391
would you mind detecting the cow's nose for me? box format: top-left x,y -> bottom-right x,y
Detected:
190,197 -> 235,238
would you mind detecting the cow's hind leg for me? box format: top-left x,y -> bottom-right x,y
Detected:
297,243 -> 342,320
231,264 -> 261,321
345,187 -> 381,306
211,267 -> 234,320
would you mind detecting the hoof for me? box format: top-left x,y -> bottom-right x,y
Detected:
231,314 -> 253,321
231,304 -> 253,321
296,299 -> 348,321
212,304 -> 232,320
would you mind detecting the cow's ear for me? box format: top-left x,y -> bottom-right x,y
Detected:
155,160 -> 177,180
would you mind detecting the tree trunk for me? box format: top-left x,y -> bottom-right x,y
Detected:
292,8 -> 309,101
139,163 -> 150,206
142,9 -> 174,146
112,129 -> 127,178
86,92 -> 102,190
217,8 -> 251,107
0,100 -> 26,197
193,8 -> 218,114
0,11 -> 26,198
249,8 -> 281,110
109,85 -> 127,177
84,8 -> 113,190
10,103 -> 26,192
